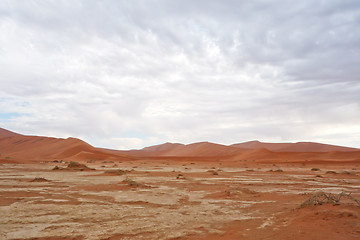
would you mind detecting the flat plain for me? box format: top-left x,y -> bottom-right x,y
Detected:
1,160 -> 359,240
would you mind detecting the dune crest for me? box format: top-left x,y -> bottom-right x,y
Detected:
0,128 -> 359,164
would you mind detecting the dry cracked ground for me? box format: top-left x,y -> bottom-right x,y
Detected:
1,161 -> 360,240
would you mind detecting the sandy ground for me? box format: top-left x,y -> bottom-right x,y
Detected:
0,161 -> 359,240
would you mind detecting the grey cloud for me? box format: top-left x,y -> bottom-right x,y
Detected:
0,0 -> 359,149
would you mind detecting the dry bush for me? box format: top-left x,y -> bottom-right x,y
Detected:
300,191 -> 360,208
122,176 -> 145,187
52,166 -> 62,170
311,168 -> 320,171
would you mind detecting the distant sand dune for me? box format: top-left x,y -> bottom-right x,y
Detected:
1,127 -> 359,164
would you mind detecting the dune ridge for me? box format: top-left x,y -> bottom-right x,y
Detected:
0,128 -> 135,163
0,128 -> 359,164
230,140 -> 359,152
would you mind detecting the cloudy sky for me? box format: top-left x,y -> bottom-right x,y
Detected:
1,0 -> 360,150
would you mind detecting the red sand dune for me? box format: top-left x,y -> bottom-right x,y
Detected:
1,127 -> 359,164
0,128 -> 135,163
159,142 -> 246,157
231,140 -> 359,152
127,141 -> 360,163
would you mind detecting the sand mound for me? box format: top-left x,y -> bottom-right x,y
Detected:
53,161 -> 95,171
30,177 -> 50,182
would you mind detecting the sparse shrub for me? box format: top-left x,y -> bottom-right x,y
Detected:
311,168 -> 320,171
275,169 -> 283,172
52,166 -> 61,170
122,176 -> 144,187
326,171 -> 337,174
68,161 -> 82,168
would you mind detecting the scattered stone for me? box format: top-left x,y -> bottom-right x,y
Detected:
176,173 -> 185,179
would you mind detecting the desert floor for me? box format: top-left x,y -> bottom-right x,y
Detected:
1,161 -> 359,240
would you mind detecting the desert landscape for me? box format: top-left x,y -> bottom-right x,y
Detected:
1,127 -> 359,240
2,1 -> 360,239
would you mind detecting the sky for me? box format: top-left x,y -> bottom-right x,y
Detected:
1,0 -> 360,150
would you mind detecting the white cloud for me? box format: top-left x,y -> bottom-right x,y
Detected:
1,0 -> 359,149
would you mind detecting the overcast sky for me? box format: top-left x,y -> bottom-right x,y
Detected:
1,0 -> 360,150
